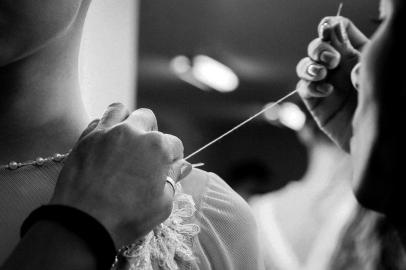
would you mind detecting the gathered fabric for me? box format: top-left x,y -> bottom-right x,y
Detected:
1,162 -> 263,270
113,184 -> 201,270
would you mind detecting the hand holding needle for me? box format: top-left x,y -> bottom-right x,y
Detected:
184,3 -> 344,162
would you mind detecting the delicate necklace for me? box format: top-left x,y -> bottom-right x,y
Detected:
0,151 -> 71,171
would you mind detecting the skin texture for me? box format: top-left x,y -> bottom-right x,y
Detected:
0,0 -> 91,165
0,0 -> 84,66
296,16 -> 368,152
1,1 -> 192,268
1,104 -> 190,270
52,105 -> 187,247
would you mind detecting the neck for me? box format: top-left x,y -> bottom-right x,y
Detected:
299,143 -> 348,191
0,24 -> 89,164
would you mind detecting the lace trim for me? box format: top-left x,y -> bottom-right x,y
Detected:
112,183 -> 200,270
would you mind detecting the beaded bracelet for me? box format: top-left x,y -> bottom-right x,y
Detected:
21,205 -> 117,270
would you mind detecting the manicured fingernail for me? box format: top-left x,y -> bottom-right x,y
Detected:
320,51 -> 335,64
307,64 -> 324,77
88,119 -> 100,126
108,102 -> 123,108
316,84 -> 334,95
319,22 -> 330,40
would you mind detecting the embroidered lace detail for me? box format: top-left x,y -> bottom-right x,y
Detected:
112,183 -> 200,270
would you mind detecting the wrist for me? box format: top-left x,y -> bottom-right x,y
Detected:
21,205 -> 117,270
3,221 -> 97,270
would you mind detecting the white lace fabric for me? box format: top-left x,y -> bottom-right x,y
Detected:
1,164 -> 264,270
112,183 -> 201,270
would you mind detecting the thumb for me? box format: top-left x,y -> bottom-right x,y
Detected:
164,160 -> 192,197
319,17 -> 367,59
78,119 -> 100,140
330,20 -> 359,58
168,160 -> 193,183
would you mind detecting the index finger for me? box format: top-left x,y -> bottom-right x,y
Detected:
124,108 -> 158,132
161,133 -> 184,164
98,103 -> 130,129
318,16 -> 369,50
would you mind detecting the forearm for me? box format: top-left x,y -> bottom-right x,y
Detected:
1,221 -> 97,270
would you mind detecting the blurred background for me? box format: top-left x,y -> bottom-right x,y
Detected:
81,0 -> 379,195
79,3 -> 406,268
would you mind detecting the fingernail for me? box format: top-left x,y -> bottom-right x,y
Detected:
180,162 -> 192,179
320,51 -> 335,64
319,22 -> 330,40
316,84 -> 334,95
88,119 -> 100,127
108,102 -> 123,108
307,64 -> 324,77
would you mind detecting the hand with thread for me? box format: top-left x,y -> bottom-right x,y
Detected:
296,16 -> 369,151
51,104 -> 192,248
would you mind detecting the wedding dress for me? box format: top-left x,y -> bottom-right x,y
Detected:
0,161 -> 264,269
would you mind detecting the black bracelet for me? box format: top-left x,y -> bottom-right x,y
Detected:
21,205 -> 117,270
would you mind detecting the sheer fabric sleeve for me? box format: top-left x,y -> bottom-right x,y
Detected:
181,169 -> 265,270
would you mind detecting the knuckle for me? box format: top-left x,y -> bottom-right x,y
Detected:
144,131 -> 165,151
137,107 -> 154,115
105,103 -> 127,116
307,39 -> 322,58
132,108 -> 158,130
297,80 -> 312,98
168,134 -> 184,154
111,103 -> 126,113
137,108 -> 157,121
107,123 -> 130,138
296,57 -> 310,75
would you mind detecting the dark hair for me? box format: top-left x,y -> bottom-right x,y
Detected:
330,207 -> 406,270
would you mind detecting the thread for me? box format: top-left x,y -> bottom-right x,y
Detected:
184,3 -> 343,161
184,89 -> 298,160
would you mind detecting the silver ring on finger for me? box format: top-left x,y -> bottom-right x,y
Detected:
166,176 -> 176,195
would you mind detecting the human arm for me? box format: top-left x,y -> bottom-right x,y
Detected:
1,221 -> 98,270
297,7 -> 406,248
296,16 -> 368,151
1,104 -> 191,270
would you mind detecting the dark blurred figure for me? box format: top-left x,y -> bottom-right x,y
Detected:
329,207 -> 406,269
227,159 -> 273,202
